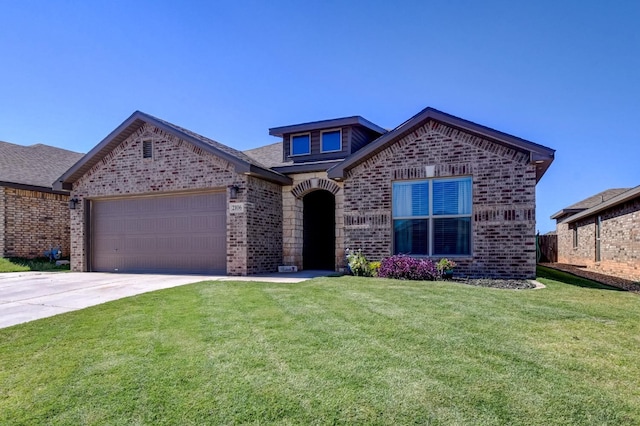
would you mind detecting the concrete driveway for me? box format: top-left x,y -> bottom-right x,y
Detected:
0,271 -> 323,329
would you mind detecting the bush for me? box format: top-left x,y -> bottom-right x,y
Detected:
377,255 -> 438,281
346,249 -> 372,277
369,261 -> 381,277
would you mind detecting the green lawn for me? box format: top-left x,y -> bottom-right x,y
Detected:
1,267 -> 639,425
0,257 -> 70,272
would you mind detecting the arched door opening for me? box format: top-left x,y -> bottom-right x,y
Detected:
303,190 -> 335,270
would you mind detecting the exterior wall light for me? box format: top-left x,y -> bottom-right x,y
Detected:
229,185 -> 242,200
69,198 -> 80,210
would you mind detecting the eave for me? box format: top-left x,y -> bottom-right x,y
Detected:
0,181 -> 70,195
561,185 -> 640,224
269,116 -> 387,137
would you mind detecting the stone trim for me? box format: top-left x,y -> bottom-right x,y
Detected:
291,178 -> 341,199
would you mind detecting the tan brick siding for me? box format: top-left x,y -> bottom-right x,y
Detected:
1,186 -> 71,258
281,173 -> 344,272
70,123 -> 281,275
557,197 -> 640,282
343,120 -> 538,279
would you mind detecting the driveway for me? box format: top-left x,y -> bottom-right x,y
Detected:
0,271 -> 325,329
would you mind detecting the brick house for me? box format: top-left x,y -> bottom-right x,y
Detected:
55,107 -> 555,278
0,141 -> 84,258
552,186 -> 640,281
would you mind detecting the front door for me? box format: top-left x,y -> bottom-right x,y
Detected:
303,190 -> 335,270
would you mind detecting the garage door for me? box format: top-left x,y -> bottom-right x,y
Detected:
90,192 -> 226,274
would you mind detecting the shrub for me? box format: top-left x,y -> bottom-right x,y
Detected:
346,249 -> 372,277
377,255 -> 438,281
436,258 -> 457,273
369,261 -> 381,277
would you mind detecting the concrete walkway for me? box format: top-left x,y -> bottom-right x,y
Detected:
0,270 -> 333,329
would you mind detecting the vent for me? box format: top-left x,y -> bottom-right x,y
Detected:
143,140 -> 153,158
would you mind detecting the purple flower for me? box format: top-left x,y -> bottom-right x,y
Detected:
377,255 -> 438,281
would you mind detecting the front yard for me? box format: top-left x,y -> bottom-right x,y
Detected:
0,267 -> 638,425
0,257 -> 70,272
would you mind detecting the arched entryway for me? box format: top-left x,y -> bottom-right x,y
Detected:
303,190 -> 335,270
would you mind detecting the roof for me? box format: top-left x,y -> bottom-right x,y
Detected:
268,116 -> 387,137
327,107 -> 555,183
0,141 -> 84,192
243,141 -> 290,168
550,188 -> 631,220
557,186 -> 640,224
243,142 -> 344,174
54,111 -> 292,190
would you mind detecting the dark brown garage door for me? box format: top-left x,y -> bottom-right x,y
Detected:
90,192 -> 226,274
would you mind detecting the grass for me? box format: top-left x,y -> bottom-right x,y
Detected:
0,267 -> 639,425
0,257 -> 70,272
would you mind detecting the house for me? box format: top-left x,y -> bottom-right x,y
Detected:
552,186 -> 640,281
0,141 -> 84,258
54,107 -> 555,278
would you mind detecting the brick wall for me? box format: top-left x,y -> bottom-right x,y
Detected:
343,120 -> 538,279
0,186 -> 71,258
557,197 -> 640,281
70,123 -> 280,275
246,176 -> 283,274
0,187 -> 4,256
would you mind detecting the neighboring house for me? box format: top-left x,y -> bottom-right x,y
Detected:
552,186 -> 640,281
0,141 -> 84,258
54,107 -> 555,278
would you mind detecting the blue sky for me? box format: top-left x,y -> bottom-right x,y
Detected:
1,1 -> 638,233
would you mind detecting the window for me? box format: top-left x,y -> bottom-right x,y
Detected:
392,177 -> 472,256
572,225 -> 578,249
321,129 -> 341,152
142,140 -> 153,159
291,133 -> 310,156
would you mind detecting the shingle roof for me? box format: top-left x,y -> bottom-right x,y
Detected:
149,114 -> 274,171
554,186 -> 639,223
550,188 -> 631,220
0,141 -> 84,190
243,142 -> 291,168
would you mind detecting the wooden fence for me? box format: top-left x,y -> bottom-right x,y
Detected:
537,234 -> 557,263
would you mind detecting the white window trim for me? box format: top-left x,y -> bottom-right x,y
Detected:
392,176 -> 473,257
320,128 -> 342,153
290,132 -> 311,157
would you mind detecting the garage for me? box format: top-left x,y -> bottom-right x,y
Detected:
90,192 -> 226,274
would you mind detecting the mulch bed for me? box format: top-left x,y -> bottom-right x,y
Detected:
540,263 -> 640,293
451,277 -> 536,290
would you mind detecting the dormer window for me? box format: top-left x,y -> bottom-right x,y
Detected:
321,129 -> 341,153
291,133 -> 310,156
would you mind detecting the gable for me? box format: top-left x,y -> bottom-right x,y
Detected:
328,107 -> 554,183
55,111 -> 291,191
345,119 -> 533,185
74,123 -> 237,195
